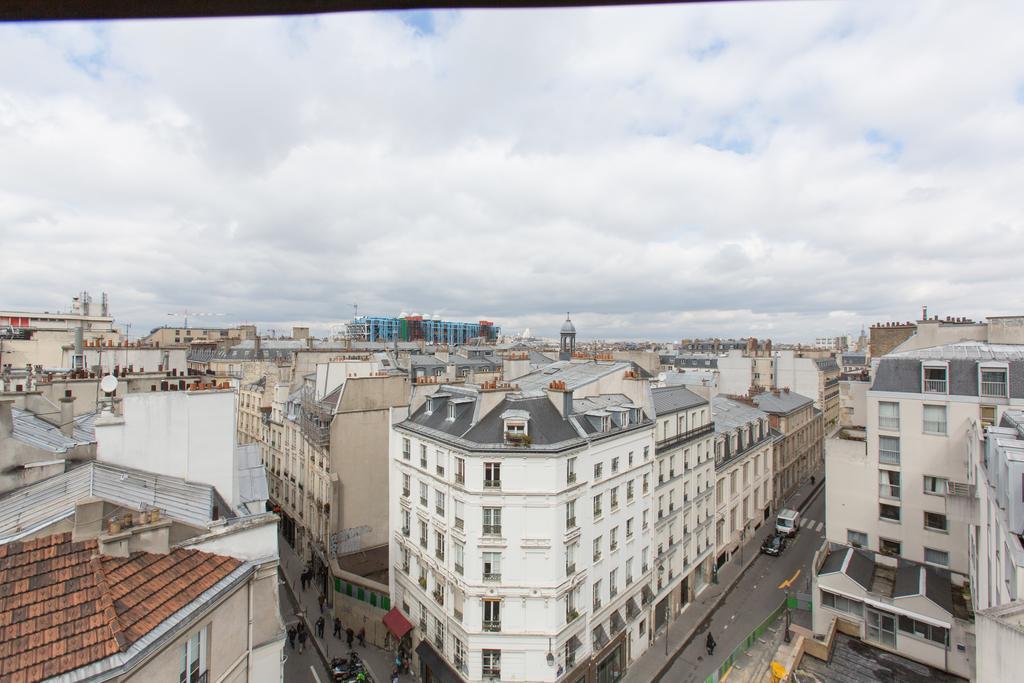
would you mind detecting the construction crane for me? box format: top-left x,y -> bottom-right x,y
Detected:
166,310 -> 226,329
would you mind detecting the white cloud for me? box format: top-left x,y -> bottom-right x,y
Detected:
1,2 -> 1023,341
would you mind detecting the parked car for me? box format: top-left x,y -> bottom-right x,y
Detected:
761,533 -> 787,557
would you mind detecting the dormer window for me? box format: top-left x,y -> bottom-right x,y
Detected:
923,365 -> 947,394
502,409 -> 531,445
425,397 -> 435,415
447,403 -> 457,421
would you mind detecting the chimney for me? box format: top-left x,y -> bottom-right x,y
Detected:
59,391 -> 75,436
922,305 -> 928,320
98,512 -> 171,557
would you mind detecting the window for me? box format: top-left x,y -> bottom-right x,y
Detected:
483,507 -> 502,535
866,608 -> 897,648
482,601 -> 501,632
567,457 -> 577,484
420,444 -> 428,468
981,405 -> 997,428
594,462 -> 603,480
447,403 -> 456,420
923,405 -> 947,435
716,479 -> 724,505
626,517 -> 634,538
611,457 -> 620,473
878,401 -> 900,431
482,649 -> 501,676
454,541 -> 464,574
924,511 -> 948,532
642,509 -> 649,529
419,520 -> 429,548
924,547 -> 950,567
566,543 -> 577,575
730,471 -> 737,495
566,499 -> 577,529
879,503 -> 901,522
435,490 -> 445,516
642,473 -> 650,494
610,487 -> 619,511
609,568 -> 618,598
898,614 -> 948,646
879,470 -> 901,500
455,457 -> 465,485
626,557 -> 634,585
402,438 -> 411,460
593,580 -> 602,609
454,499 -> 464,530
453,636 -> 467,673
436,450 -> 445,476
981,369 -> 1007,397
847,530 -> 868,547
419,482 -> 428,506
627,480 -> 635,501
179,626 -> 207,683
435,531 -> 445,560
401,509 -> 410,536
610,526 -> 619,552
924,476 -> 947,495
593,537 -> 602,562
483,552 -> 501,580
593,493 -> 603,519
820,590 -> 863,617
879,436 -> 900,465
628,450 -> 634,466
484,462 -> 501,488
879,538 -> 902,556
923,366 -> 947,393
644,446 -> 650,460
402,473 -> 410,498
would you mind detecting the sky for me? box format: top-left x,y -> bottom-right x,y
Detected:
1,1 -> 1023,342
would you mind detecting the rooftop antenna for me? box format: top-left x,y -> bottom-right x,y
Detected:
352,303 -> 359,320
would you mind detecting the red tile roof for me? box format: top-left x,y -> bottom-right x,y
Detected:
0,532 -> 242,682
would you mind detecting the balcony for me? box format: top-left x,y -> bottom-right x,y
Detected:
483,525 -> 502,536
567,472 -> 577,485
432,589 -> 444,606
455,473 -> 465,485
401,526 -> 410,537
436,506 -> 445,516
483,619 -> 501,633
566,608 -> 580,623
981,381 -> 1007,398
455,563 -> 464,575
923,379 -> 947,394
483,572 -> 501,582
402,488 -> 410,498
566,517 -> 577,530
566,562 -> 576,576
593,551 -> 602,562
484,480 -> 502,490
454,517 -> 464,531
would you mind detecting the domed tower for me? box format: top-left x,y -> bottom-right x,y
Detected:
559,313 -> 576,361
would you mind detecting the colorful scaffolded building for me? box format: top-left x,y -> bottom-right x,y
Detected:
352,315 -> 499,345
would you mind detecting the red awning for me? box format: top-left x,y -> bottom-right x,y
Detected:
383,607 -> 413,639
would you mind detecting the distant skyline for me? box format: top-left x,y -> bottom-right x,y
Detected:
2,2 -> 1022,341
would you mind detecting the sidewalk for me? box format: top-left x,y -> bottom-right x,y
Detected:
278,534 -> 415,683
623,466 -> 825,683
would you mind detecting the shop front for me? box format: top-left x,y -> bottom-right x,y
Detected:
414,640 -> 462,683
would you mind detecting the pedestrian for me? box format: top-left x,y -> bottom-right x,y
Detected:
357,627 -> 365,647
298,628 -> 307,654
706,632 -> 716,656
316,616 -> 325,638
346,627 -> 354,649
287,626 -> 296,649
392,665 -> 400,683
318,593 -> 325,613
811,475 -> 816,486
334,617 -> 342,638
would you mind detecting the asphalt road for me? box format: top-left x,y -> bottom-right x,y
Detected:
660,488 -> 826,683
280,579 -> 332,682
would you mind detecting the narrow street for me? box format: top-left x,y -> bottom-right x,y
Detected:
659,485 -> 826,682
279,578 -> 332,682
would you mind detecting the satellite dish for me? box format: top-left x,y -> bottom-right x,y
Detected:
100,374 -> 119,394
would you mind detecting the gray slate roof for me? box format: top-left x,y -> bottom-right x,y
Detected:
750,390 -> 814,414
515,359 -> 634,396
888,341 -> 1024,361
651,386 -> 707,416
11,408 -> 97,453
711,396 -> 767,433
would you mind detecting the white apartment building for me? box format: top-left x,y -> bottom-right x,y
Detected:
827,342 -> 1024,576
711,397 -> 774,569
649,386 -> 716,639
970,410 -> 1024,682
389,351 -> 658,682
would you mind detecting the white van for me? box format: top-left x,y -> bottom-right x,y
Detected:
776,509 -> 801,538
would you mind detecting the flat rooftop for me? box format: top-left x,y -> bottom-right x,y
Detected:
797,633 -> 966,683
